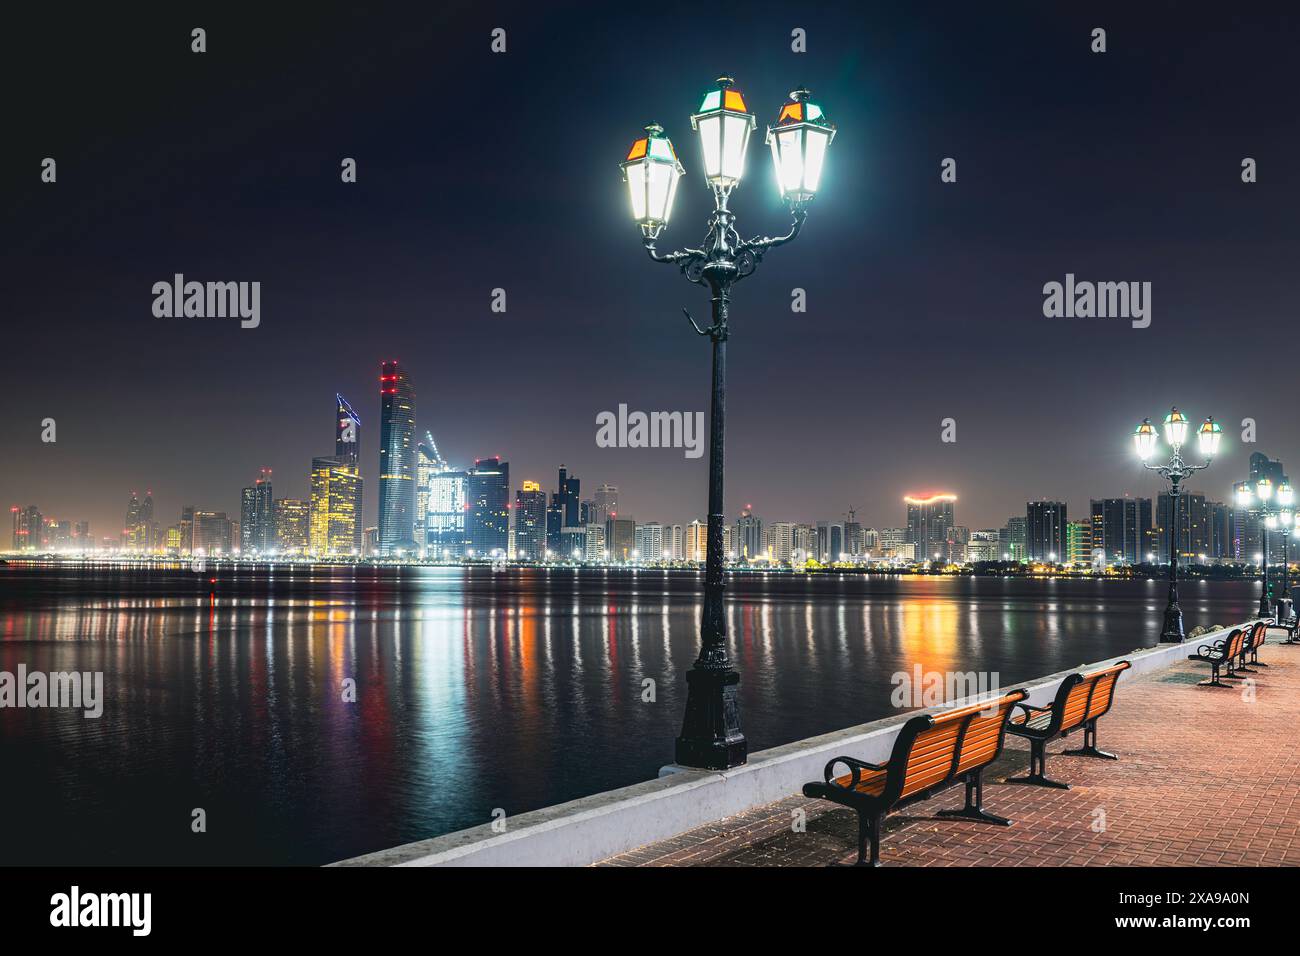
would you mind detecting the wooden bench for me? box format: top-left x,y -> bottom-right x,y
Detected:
1004,661 -> 1131,789
1238,620 -> 1270,671
802,689 -> 1027,867
1188,627 -> 1249,687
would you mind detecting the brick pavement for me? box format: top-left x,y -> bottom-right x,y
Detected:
599,639 -> 1300,866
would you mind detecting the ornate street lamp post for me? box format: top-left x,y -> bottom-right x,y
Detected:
1133,409 -> 1219,642
1237,477 -> 1292,618
621,78 -> 835,769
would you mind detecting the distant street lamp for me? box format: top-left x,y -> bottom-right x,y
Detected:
621,78 -> 835,769
1238,477 -> 1292,617
1133,408 -> 1220,642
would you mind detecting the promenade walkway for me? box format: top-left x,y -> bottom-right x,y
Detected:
600,638 -> 1300,867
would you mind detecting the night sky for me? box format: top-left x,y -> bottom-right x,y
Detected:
5,2 -> 1299,538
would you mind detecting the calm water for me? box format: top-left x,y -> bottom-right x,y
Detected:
0,563 -> 1261,865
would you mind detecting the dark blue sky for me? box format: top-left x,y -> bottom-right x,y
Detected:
4,2 -> 1299,537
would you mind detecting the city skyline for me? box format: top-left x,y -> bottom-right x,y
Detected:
6,7 -> 1300,554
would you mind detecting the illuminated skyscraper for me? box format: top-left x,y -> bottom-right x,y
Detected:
467,457 -> 509,557
415,431 -> 447,553
905,493 -> 956,563
335,394 -> 361,467
378,361 -> 417,555
592,484 -> 618,525
735,507 -> 763,561
274,498 -> 310,555
309,456 -> 363,556
514,480 -> 547,560
427,468 -> 469,556
239,468 -> 274,554
1025,500 -> 1068,561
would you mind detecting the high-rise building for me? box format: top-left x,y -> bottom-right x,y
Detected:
606,518 -> 636,562
1065,519 -> 1092,565
557,466 -> 581,527
1026,501 -> 1067,561
736,507 -> 763,561
686,519 -> 707,562
583,523 -> 606,562
844,510 -> 863,558
274,498 -> 310,555
377,361 -> 417,555
239,468 -> 275,554
766,522 -> 795,564
666,523 -> 684,561
309,456 -> 363,556
514,480 -> 547,561
1089,498 -> 1152,566
793,523 -> 819,563
905,494 -> 956,563
946,526 -> 970,564
467,457 -> 509,557
124,491 -> 156,552
1234,453 -> 1289,563
179,506 -> 195,555
193,511 -> 234,555
415,431 -> 447,554
428,469 -> 469,557
816,521 -> 845,562
592,484 -> 618,525
967,529 -> 1001,562
1155,492 -> 1211,563
1000,516 -> 1027,561
634,522 -> 665,562
335,393 -> 361,467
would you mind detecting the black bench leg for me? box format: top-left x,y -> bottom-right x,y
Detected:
851,809 -> 882,867
937,770 -> 1012,826
1198,660 -> 1229,687
1062,720 -> 1117,760
1251,648 -> 1269,667
1005,738 -> 1070,789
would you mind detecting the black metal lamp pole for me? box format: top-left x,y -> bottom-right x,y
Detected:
623,79 -> 835,770
646,189 -> 808,770
1259,524 -> 1272,617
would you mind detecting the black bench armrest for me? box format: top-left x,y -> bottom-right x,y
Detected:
1196,639 -> 1224,658
1014,702 -> 1051,717
822,755 -> 888,789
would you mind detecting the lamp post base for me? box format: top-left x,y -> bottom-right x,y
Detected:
1159,602 -> 1185,643
674,667 -> 746,770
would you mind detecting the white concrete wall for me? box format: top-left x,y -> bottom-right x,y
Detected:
330,620 -> 1261,867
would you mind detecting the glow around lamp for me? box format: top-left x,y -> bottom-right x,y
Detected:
766,88 -> 836,203
690,76 -> 756,189
621,123 -> 685,237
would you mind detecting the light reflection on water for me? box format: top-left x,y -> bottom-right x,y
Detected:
0,564 -> 1261,865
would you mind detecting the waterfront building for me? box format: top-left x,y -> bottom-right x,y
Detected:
593,484 -> 618,526
309,456 -> 363,556
905,493 -> 956,563
377,361 -> 418,555
1025,501 -> 1067,561
467,457 -> 510,558
966,529 -> 1001,563
686,519 -> 707,562
666,523 -> 684,561
634,522 -> 665,562
1155,492 -> 1211,563
335,393 -> 361,467
736,507 -> 763,561
515,480 -> 547,560
416,431 -> 447,554
239,468 -> 275,554
606,517 -> 636,562
583,523 -> 606,562
1066,519 -> 1092,565
816,521 -> 844,562
1089,498 -> 1152,566
766,521 -> 795,564
274,498 -> 310,555
193,511 -> 234,555
1000,516 -> 1027,561
427,468 -> 469,557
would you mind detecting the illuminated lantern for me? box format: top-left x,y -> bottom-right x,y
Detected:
1196,416 -> 1222,457
766,88 -> 836,202
621,123 -> 685,235
1278,481 -> 1295,508
690,76 -> 756,188
1133,418 -> 1158,460
1162,407 -> 1189,447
